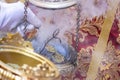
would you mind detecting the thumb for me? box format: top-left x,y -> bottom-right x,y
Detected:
27,8 -> 41,28
19,0 -> 41,28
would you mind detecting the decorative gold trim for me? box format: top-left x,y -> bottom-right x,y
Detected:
0,33 -> 33,50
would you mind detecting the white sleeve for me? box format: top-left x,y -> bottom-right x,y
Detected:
0,1 -> 41,31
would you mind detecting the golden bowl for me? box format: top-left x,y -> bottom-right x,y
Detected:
0,33 -> 59,80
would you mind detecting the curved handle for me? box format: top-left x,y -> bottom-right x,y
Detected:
29,0 -> 77,9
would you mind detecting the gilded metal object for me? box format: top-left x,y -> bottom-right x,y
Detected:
0,33 -> 59,80
0,33 -> 33,50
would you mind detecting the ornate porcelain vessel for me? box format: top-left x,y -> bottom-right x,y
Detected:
1,0 -> 78,77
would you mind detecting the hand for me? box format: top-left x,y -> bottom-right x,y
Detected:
0,1 -> 41,32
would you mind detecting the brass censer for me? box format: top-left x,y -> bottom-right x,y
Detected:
0,33 -> 59,80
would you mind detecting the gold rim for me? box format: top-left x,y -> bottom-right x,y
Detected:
0,45 -> 59,78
